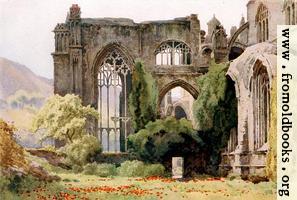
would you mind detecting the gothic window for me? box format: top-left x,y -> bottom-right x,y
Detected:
155,40 -> 191,65
284,1 -> 297,25
97,49 -> 131,152
256,4 -> 269,42
251,64 -> 270,150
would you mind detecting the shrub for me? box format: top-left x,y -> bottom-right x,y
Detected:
128,117 -> 203,163
64,135 -> 102,166
95,164 -> 117,177
72,165 -> 83,173
83,163 -> 117,177
82,162 -> 97,175
143,164 -> 165,177
117,160 -> 145,177
117,160 -> 165,177
0,172 -> 40,194
0,173 -> 10,193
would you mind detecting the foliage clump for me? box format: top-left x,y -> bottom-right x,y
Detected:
129,61 -> 158,133
117,160 -> 145,177
0,118 -> 29,171
193,60 -> 237,174
83,163 -> 117,177
32,94 -> 99,143
62,135 -> 102,167
128,117 -> 203,163
117,160 -> 165,177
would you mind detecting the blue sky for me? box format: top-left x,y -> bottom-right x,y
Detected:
0,0 -> 247,79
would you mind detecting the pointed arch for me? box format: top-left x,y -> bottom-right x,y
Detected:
158,79 -> 199,108
92,42 -> 134,152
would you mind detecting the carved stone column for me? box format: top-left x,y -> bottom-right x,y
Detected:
67,4 -> 83,97
189,14 -> 201,67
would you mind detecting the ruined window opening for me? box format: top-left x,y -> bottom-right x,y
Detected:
97,49 -> 131,152
252,65 -> 270,150
256,4 -> 269,42
285,1 -> 296,25
160,86 -> 194,123
155,40 -> 191,66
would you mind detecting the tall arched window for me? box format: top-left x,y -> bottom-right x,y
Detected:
256,4 -> 269,42
251,64 -> 270,150
155,40 -> 191,66
284,1 -> 296,25
97,49 -> 131,152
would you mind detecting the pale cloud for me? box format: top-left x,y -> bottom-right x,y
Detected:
0,0 -> 247,78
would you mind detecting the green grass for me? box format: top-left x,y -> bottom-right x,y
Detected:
13,172 -> 276,200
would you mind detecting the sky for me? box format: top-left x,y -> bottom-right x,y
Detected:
0,0 -> 247,79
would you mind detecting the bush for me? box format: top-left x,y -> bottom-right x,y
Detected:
83,163 -> 117,177
0,171 -> 40,194
128,117 -> 203,163
117,160 -> 145,177
64,135 -> 102,166
72,165 -> 83,173
117,160 -> 165,177
143,164 -> 165,177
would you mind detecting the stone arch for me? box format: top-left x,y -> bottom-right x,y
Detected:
249,60 -> 270,151
201,45 -> 213,56
173,102 -> 190,119
228,45 -> 245,61
92,42 -> 134,74
158,79 -> 199,109
227,22 -> 249,51
174,105 -> 188,120
92,42 -> 135,152
226,72 -> 240,99
247,58 -> 274,93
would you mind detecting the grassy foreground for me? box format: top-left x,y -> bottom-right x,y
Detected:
15,173 -> 276,200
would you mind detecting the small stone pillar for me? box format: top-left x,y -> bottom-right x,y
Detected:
172,157 -> 184,179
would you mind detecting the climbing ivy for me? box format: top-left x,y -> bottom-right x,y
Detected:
193,60 -> 238,174
129,61 -> 158,133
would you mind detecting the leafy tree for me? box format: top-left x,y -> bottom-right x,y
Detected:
129,61 -> 158,133
193,60 -> 237,174
128,117 -> 203,163
32,94 -> 99,143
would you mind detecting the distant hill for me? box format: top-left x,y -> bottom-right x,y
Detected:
0,57 -> 53,100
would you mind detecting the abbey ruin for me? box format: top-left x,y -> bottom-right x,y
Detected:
53,0 -> 296,176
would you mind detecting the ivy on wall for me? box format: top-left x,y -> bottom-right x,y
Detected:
193,60 -> 238,174
129,61 -> 158,133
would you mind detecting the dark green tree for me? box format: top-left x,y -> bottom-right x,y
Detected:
193,60 -> 238,174
129,61 -> 158,132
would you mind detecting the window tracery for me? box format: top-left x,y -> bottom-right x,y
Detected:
155,41 -> 191,66
97,49 -> 131,152
251,64 -> 270,150
256,4 -> 269,42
